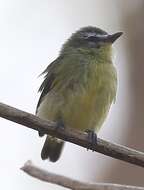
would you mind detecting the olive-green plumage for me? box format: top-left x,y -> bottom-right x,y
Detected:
36,26 -> 122,162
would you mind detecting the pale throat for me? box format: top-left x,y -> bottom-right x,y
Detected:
79,45 -> 113,65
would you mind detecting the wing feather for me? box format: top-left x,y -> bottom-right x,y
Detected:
36,56 -> 63,113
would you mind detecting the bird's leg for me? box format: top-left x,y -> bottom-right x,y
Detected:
85,129 -> 97,151
38,131 -> 45,137
38,117 -> 65,137
51,119 -> 65,139
56,119 -> 65,131
55,114 -> 65,131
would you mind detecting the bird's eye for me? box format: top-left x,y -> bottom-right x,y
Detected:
87,36 -> 98,41
87,37 -> 101,49
82,34 -> 101,48
83,34 -> 89,39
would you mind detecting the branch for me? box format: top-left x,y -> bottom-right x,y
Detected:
0,102 -> 144,167
21,161 -> 144,190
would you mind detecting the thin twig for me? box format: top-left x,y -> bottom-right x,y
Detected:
0,102 -> 144,167
21,161 -> 144,190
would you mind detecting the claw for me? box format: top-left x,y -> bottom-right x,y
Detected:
38,130 -> 45,137
56,120 -> 65,130
85,129 -> 97,151
38,119 -> 65,138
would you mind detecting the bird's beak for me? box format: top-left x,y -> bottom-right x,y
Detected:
104,32 -> 123,43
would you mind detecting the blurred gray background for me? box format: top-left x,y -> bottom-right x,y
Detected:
0,0 -> 144,189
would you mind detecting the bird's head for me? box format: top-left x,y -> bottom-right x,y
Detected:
61,26 -> 123,60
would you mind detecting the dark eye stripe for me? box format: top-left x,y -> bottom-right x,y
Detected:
86,36 -> 99,42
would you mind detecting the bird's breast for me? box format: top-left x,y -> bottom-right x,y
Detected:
60,63 -> 117,132
37,62 -> 117,133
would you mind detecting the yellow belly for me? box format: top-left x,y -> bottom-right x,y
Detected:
62,90 -> 112,132
37,64 -> 116,133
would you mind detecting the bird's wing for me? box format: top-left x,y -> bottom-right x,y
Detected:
36,56 -> 63,113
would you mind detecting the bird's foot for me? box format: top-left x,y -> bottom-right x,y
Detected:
38,131 -> 45,137
38,119 -> 65,137
85,129 -> 97,151
56,119 -> 65,131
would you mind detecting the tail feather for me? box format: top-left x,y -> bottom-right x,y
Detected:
41,135 -> 64,162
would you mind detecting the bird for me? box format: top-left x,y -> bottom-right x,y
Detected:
36,26 -> 122,162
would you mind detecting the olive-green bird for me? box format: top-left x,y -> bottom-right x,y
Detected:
36,26 -> 122,162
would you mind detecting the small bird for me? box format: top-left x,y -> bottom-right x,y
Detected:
36,26 -> 122,162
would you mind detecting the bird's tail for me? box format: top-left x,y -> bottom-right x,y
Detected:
41,135 -> 64,162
